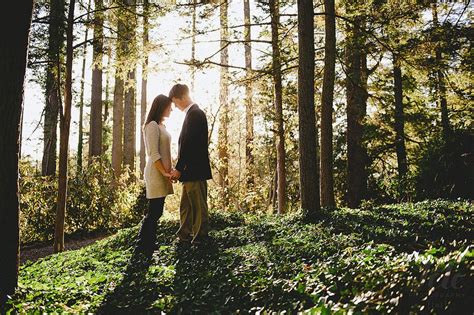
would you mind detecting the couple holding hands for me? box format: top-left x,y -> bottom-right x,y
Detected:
135,83 -> 212,255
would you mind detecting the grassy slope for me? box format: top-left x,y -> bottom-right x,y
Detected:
5,200 -> 474,313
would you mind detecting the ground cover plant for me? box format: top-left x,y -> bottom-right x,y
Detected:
4,200 -> 473,313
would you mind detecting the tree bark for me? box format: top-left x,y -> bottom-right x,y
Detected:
140,0 -> 149,177
0,0 -> 33,302
320,0 -> 336,208
244,0 -> 254,189
345,6 -> 367,208
191,0 -> 197,91
54,0 -> 75,253
112,73 -> 124,177
270,0 -> 286,214
122,0 -> 137,173
297,0 -> 320,216
431,4 -> 451,143
393,52 -> 408,183
78,0 -> 92,172
89,0 -> 104,159
218,0 -> 229,202
42,0 -> 65,176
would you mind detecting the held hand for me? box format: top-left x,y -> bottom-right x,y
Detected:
170,169 -> 181,180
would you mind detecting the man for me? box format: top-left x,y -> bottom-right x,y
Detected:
169,84 -> 212,245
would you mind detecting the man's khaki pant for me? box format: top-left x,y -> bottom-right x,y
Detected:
176,180 -> 209,241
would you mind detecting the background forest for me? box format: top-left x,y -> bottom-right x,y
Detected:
0,0 -> 472,313
19,0 -> 473,244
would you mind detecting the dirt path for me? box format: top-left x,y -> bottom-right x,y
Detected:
20,234 -> 109,265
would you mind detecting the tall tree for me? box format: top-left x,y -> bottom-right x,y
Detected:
190,0 -> 197,90
297,0 -> 320,216
122,0 -> 137,172
392,52 -> 408,183
77,0 -> 92,172
244,0 -> 254,189
54,0 -> 75,253
345,2 -> 367,208
0,0 -> 34,302
42,0 -> 65,176
89,0 -> 104,158
320,0 -> 336,208
270,0 -> 286,214
112,1 -> 127,177
140,0 -> 149,177
431,3 -> 451,143
218,0 -> 230,202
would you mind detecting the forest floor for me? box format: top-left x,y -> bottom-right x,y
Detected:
4,200 -> 473,313
20,234 -> 109,265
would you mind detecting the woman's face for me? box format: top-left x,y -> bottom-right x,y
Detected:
163,103 -> 172,118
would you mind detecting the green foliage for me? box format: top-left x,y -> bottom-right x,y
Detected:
415,129 -> 474,200
19,159 -> 145,244
5,200 -> 473,313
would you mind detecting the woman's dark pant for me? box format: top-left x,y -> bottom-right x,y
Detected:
135,197 -> 165,252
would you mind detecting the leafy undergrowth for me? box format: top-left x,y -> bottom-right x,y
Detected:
4,200 -> 473,313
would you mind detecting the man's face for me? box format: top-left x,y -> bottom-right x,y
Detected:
172,96 -> 187,111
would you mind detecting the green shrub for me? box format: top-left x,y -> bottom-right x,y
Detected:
19,159 -> 146,244
415,129 -> 474,200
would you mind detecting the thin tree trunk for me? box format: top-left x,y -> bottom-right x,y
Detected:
393,52 -> 408,183
78,0 -> 92,172
102,38 -> 112,154
112,73 -> 124,177
54,0 -> 75,253
191,0 -> 197,91
431,4 -> 451,143
345,8 -> 367,208
42,0 -> 65,176
297,0 -> 320,216
320,0 -> 336,208
122,0 -> 137,173
140,0 -> 149,177
218,0 -> 229,202
0,0 -> 33,302
270,0 -> 286,214
89,0 -> 104,158
244,0 -> 254,189
123,69 -> 136,171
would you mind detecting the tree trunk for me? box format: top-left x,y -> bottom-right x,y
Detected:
103,38 -> 112,154
320,0 -> 336,208
42,0 -> 65,176
89,0 -> 104,159
244,0 -> 254,189
112,73 -> 124,177
270,0 -> 286,214
345,8 -> 367,208
122,0 -> 137,173
218,0 -> 229,202
191,0 -> 197,91
0,0 -> 33,302
393,52 -> 408,183
78,0 -> 92,172
431,4 -> 451,143
140,0 -> 149,177
297,0 -> 320,216
54,0 -> 75,253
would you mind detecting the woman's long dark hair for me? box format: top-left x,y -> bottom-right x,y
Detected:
144,94 -> 172,127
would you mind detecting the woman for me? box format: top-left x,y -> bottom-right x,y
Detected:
135,94 -> 174,255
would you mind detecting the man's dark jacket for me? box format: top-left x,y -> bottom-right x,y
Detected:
176,104 -> 212,182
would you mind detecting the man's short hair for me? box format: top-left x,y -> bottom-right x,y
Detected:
169,83 -> 189,99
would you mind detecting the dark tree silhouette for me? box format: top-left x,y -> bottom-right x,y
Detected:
0,0 -> 34,302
